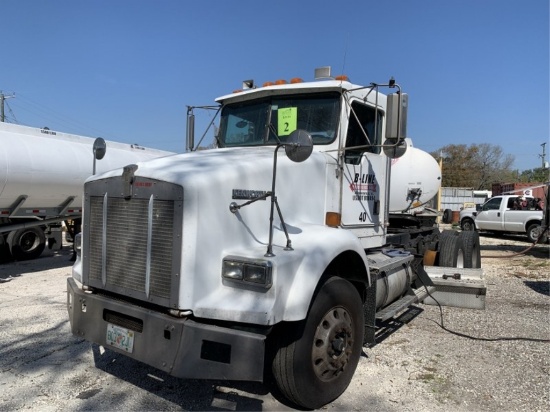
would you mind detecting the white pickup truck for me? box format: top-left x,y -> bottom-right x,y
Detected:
460,195 -> 546,243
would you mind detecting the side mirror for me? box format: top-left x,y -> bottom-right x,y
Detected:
386,93 -> 408,139
186,111 -> 195,152
92,138 -> 107,175
93,137 -> 107,160
382,138 -> 407,159
284,129 -> 313,163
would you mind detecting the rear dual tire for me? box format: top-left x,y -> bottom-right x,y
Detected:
527,223 -> 548,244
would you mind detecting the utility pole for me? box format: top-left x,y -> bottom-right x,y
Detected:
0,91 -> 16,122
540,142 -> 548,169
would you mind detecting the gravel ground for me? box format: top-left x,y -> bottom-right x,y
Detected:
0,230 -> 548,411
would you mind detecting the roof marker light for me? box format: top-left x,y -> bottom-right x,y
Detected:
263,81 -> 275,87
334,75 -> 349,81
290,77 -> 304,84
274,79 -> 287,85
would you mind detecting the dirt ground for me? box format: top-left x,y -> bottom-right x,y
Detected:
0,228 -> 548,411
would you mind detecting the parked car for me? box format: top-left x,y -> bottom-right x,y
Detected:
460,195 -> 546,243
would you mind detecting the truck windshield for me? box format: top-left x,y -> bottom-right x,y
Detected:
218,93 -> 341,147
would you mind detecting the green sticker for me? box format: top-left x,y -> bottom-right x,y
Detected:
278,107 -> 297,136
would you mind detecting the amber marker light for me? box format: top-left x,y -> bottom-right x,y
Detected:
325,212 -> 341,227
290,77 -> 303,84
274,79 -> 288,85
334,75 -> 349,81
263,81 -> 275,87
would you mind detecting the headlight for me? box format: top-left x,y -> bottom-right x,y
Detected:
222,256 -> 272,289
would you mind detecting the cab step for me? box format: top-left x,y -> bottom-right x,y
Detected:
376,285 -> 436,321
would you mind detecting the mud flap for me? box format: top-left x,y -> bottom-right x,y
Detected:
363,282 -> 377,344
422,266 -> 486,310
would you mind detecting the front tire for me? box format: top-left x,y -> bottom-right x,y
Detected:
271,277 -> 364,409
461,218 -> 475,232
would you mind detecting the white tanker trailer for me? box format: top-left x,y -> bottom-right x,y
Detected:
389,137 -> 441,213
0,122 -> 175,261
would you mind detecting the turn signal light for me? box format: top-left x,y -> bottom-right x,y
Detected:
325,212 -> 341,227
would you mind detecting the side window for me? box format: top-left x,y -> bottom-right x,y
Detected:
344,101 -> 383,164
483,198 -> 502,211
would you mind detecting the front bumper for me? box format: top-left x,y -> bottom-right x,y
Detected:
67,278 -> 265,381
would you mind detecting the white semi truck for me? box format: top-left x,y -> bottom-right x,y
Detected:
0,122 -> 174,261
67,69 -> 486,409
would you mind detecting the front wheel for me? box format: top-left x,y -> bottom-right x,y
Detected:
271,277 -> 364,409
461,218 -> 475,232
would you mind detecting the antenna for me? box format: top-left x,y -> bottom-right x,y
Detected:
340,33 -> 349,79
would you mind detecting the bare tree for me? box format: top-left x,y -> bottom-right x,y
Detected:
431,143 -> 515,189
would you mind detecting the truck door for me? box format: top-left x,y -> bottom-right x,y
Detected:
340,101 -> 386,247
475,197 -> 504,230
502,197 -> 525,232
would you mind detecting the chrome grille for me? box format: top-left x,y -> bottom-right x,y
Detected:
84,178 -> 183,307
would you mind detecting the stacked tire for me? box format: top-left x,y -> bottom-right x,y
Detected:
437,230 -> 481,268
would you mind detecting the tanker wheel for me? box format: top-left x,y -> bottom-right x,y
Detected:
7,227 -> 46,261
271,277 -> 364,409
460,231 -> 481,268
438,231 -> 464,268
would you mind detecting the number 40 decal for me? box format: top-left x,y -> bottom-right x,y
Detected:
358,212 -> 367,222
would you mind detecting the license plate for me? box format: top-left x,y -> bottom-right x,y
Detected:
106,323 -> 135,353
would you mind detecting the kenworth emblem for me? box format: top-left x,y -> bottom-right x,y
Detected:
232,189 -> 268,200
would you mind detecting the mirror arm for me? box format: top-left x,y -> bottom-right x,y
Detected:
265,145 -> 281,257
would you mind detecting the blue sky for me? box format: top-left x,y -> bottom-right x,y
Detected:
2,0 -> 548,172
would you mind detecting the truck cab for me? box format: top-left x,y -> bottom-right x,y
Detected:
68,68 -> 485,409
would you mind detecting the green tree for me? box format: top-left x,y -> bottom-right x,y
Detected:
518,167 -> 550,183
431,143 -> 515,190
